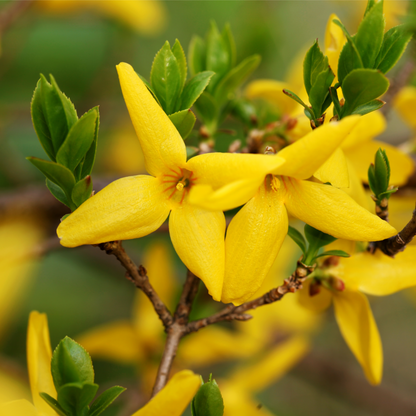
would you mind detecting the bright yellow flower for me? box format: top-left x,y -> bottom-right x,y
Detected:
298,246 -> 416,385
58,62 -> 286,301
190,116 -> 396,305
394,86 -> 416,150
37,0 -> 166,36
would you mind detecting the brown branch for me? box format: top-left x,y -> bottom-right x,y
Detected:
369,208 -> 416,256
99,241 -> 173,329
174,269 -> 200,324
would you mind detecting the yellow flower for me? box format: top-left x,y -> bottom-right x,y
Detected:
190,116 -> 396,305
298,246 -> 416,385
58,62 -> 286,301
37,0 -> 166,36
394,85 -> 416,150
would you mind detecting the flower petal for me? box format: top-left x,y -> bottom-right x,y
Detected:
27,311 -> 57,415
343,159 -> 371,210
297,280 -> 333,312
58,175 -> 170,247
283,177 -> 397,241
344,140 -> 414,186
169,204 -> 225,301
313,147 -> 349,188
222,183 -> 288,305
394,86 -> 416,130
336,247 -> 416,296
324,14 -> 346,81
333,290 -> 383,385
275,116 -> 360,180
117,63 -> 186,176
131,370 -> 200,416
76,321 -> 141,364
0,400 -> 39,416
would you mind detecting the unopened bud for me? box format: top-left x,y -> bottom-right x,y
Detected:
328,276 -> 345,292
309,281 -> 321,297
264,146 -> 276,155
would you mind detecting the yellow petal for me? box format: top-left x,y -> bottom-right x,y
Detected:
275,116 -> 360,180
222,182 -> 288,305
314,147 -> 349,188
344,140 -> 414,186
343,159 -> 372,210
76,321 -> 141,364
131,370 -> 200,416
389,193 -> 416,238
0,400 -> 39,416
27,312 -> 57,415
0,368 -> 31,404
117,63 -> 186,176
283,177 -> 397,241
169,204 -> 225,301
336,247 -> 416,296
341,111 -> 386,150
333,290 -> 382,385
58,175 -> 170,247
297,279 -> 333,312
324,14 -> 346,81
244,79 -> 299,115
394,86 -> 416,130
227,336 -> 310,393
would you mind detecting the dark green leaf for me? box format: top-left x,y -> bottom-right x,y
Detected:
150,41 -> 183,115
51,337 -> 94,390
309,67 -> 335,116
222,23 -> 236,68
314,250 -> 350,259
188,35 -> 206,77
40,393 -> 68,416
72,176 -> 92,207
378,188 -> 398,199
303,41 -> 328,95
194,91 -> 218,135
192,378 -> 224,416
354,0 -> 385,68
56,108 -> 98,172
80,107 -> 99,178
304,224 -> 337,262
57,382 -> 98,415
46,179 -> 70,208
89,386 -> 126,416
375,25 -> 412,74
172,39 -> 187,90
181,71 -> 214,110
231,98 -> 258,126
138,74 -> 161,106
329,87 -> 342,117
287,226 -> 307,255
368,164 -> 377,195
214,55 -> 261,107
351,99 -> 385,115
342,69 -> 389,116
364,0 -> 377,16
169,109 -> 196,139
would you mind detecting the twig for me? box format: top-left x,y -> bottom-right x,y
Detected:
369,209 -> 416,256
99,241 -> 173,329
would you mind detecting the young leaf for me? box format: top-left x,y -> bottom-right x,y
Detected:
314,250 -> 350,260
169,109 -> 196,139
192,377 -> 224,416
342,68 -> 389,116
374,148 -> 390,192
287,226 -> 307,255
56,108 -> 98,172
214,54 -> 261,107
309,67 -> 335,116
40,393 -> 68,416
172,39 -> 187,90
329,87 -> 342,117
364,0 -> 377,16
80,107 -> 100,178
89,386 -> 126,416
375,25 -> 412,74
194,91 -> 218,135
57,382 -> 98,415
351,99 -> 385,116
46,179 -> 71,208
282,89 -> 310,110
51,337 -> 94,390
222,23 -> 236,68
303,41 -> 328,95
150,41 -> 183,115
180,71 -> 214,110
304,224 -> 337,251
188,35 -> 206,77
72,175 -> 93,207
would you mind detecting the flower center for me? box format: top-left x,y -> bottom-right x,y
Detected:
161,168 -> 197,204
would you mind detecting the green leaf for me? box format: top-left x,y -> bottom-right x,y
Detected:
186,146 -> 199,158
172,39 -> 187,90
89,386 -> 126,416
222,23 -> 236,68
282,89 -> 310,110
56,108 -> 98,173
188,35 -> 206,77
351,99 -> 385,115
206,21 -> 231,92
46,179 -> 70,208
194,91 -> 218,135
40,393 -> 68,416
309,67 -> 335,116
51,337 -> 94,390
80,107 -> 100,178
192,377 -> 224,416
57,382 -> 98,415
303,41 -> 329,95
375,25 -> 412,74
72,176 -> 92,207
181,71 -> 214,110
329,87 -> 342,117
304,224 -> 337,264
230,98 -> 258,126
364,0 -> 377,16
354,0 -> 385,68
342,68 -> 389,116
368,164 -> 377,195
169,109 -> 196,139
314,250 -> 350,259
138,74 -> 162,106
287,226 -> 307,255
150,41 -> 183,115
374,148 -> 390,192
214,54 -> 261,107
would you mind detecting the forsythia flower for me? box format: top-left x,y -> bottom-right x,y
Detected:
394,85 -> 416,149
298,247 -> 416,385
58,62 -> 287,301
189,115 -> 396,305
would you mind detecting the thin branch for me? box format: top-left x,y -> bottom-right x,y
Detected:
174,269 -> 200,324
99,241 -> 173,329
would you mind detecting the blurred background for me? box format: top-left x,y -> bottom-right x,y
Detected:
1,1 -> 416,415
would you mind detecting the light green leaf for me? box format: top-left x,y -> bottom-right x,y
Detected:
309,67 -> 335,116
89,386 -> 126,416
194,91 -> 218,135
180,71 -> 214,110
314,250 -> 350,259
72,176 -> 92,207
80,107 -> 100,178
222,23 -> 236,68
169,109 -> 196,139
40,393 -> 68,416
188,35 -> 206,77
303,41 -> 328,95
351,99 -> 385,115
57,382 -> 98,415
192,377 -> 224,416
172,39 -> 187,90
304,224 -> 337,256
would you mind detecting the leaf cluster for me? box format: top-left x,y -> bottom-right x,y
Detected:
29,75 -> 99,211
41,337 -> 125,416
